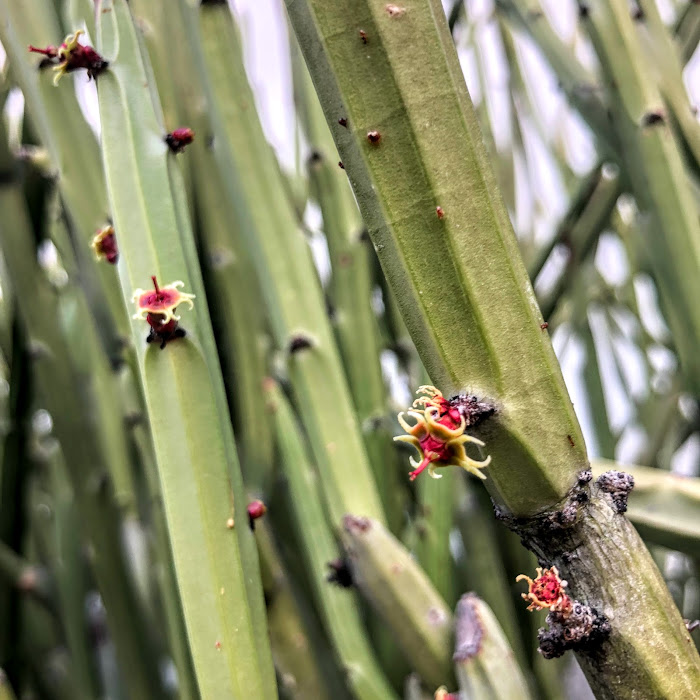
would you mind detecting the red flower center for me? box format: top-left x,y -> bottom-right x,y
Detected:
533,574 -> 563,603
137,276 -> 181,311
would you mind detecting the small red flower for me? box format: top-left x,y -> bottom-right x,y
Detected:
29,30 -> 108,85
132,277 -> 195,349
394,386 -> 490,481
165,128 -> 195,153
91,225 -> 118,265
246,500 -> 267,530
516,566 -> 571,613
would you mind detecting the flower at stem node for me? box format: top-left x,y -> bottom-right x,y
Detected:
394,385 -> 491,482
516,566 -> 571,613
516,565 -> 610,657
29,30 -> 108,85
91,225 -> 118,264
165,128 -> 195,153
132,277 -> 195,349
246,500 -> 267,531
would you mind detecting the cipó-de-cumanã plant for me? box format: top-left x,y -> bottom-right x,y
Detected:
0,0 -> 698,698
287,0 -> 700,697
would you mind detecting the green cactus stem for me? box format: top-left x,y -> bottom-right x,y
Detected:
193,0 -> 385,527
287,1 -> 700,696
0,119 -> 164,699
0,0 -> 129,363
292,37 -> 405,532
579,0 -> 700,396
95,1 -> 276,695
266,379 -> 397,700
341,514 -> 453,688
452,593 -> 533,699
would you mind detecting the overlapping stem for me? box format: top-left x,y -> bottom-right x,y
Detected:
579,0 -> 700,396
94,1 -> 276,695
287,1 -> 700,695
266,380 -> 397,700
292,36 -> 404,532
191,0 -> 385,526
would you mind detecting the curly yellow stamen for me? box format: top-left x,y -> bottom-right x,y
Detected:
52,30 -> 83,85
394,385 -> 491,482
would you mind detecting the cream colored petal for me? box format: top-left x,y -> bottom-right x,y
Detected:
427,464 -> 443,480
397,411 -> 418,433
451,434 -> 485,448
409,454 -> 425,469
393,434 -> 420,448
179,294 -> 195,310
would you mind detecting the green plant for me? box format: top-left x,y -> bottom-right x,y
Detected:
0,1 -> 699,698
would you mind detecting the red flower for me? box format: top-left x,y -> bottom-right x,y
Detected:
165,128 -> 195,153
29,30 -> 107,85
91,226 -> 118,265
132,277 -> 195,349
394,386 -> 490,481
246,500 -> 267,530
516,566 -> 571,613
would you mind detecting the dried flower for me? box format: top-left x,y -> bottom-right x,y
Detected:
394,385 -> 491,481
132,277 -> 195,349
165,128 -> 195,153
326,558 -> 353,588
516,566 -> 571,613
29,30 -> 108,86
91,226 -> 118,264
